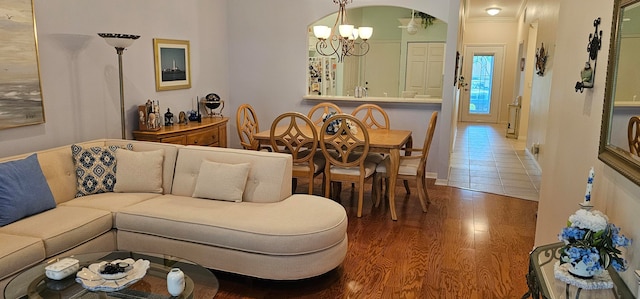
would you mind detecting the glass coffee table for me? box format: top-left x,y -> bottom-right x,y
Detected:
4,251 -> 219,299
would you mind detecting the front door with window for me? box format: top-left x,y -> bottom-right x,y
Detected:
460,45 -> 505,123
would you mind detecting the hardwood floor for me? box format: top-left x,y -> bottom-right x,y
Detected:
212,179 -> 538,299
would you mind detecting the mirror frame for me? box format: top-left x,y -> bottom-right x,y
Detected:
599,0 -> 640,186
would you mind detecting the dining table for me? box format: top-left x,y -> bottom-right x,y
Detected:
253,125 -> 412,221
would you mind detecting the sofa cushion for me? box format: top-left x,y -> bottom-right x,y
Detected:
114,149 -> 164,194
0,206 -> 112,257
172,146 -> 292,203
116,194 -> 347,256
0,154 -> 56,226
60,192 -> 162,226
0,140 -> 107,205
0,233 -> 45,280
105,140 -> 182,194
71,144 -> 132,197
192,161 -> 250,202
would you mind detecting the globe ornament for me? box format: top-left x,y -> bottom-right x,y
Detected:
200,93 -> 224,117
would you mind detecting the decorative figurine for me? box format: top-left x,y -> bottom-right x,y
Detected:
164,108 -> 174,126
575,18 -> 602,93
138,99 -> 161,131
178,111 -> 187,125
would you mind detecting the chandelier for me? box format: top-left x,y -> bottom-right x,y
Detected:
313,0 -> 373,62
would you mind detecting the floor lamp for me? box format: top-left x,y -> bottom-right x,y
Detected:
98,33 -> 140,139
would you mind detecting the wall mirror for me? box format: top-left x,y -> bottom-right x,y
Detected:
600,0 -> 640,185
307,6 -> 447,99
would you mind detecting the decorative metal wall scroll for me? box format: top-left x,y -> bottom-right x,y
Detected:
575,18 -> 602,93
535,43 -> 548,76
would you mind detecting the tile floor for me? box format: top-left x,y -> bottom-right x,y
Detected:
447,122 -> 541,201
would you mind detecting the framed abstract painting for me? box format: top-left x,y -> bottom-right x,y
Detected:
0,0 -> 45,129
153,38 -> 191,91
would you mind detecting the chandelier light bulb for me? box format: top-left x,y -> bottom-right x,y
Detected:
338,24 -> 354,38
350,28 -> 359,40
359,27 -> 373,40
313,26 -> 331,39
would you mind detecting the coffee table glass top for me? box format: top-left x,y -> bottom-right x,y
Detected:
4,251 -> 219,299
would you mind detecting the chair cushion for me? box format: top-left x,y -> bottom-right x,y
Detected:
114,149 -> 164,193
292,150 -> 325,173
329,161 -> 377,177
397,158 -> 420,175
0,154 -> 56,227
0,206 -> 112,257
375,156 -> 419,176
365,153 -> 385,164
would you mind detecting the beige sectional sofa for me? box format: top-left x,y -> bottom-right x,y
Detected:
0,139 -> 348,296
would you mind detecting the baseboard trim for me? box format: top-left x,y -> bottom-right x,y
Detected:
435,179 -> 449,186
525,148 -> 542,171
427,172 -> 448,186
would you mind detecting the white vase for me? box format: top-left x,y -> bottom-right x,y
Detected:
568,260 -> 600,278
167,268 -> 185,296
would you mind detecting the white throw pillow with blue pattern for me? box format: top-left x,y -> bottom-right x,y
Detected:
71,144 -> 133,197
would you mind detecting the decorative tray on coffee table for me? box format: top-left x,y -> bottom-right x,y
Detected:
75,258 -> 150,292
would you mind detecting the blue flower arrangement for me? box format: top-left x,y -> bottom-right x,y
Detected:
322,112 -> 357,135
558,209 -> 631,275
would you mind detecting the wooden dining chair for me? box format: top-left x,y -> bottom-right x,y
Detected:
308,102 -> 342,127
350,103 -> 391,190
236,104 -> 269,151
629,116 -> 640,156
351,103 -> 390,130
320,113 -> 376,217
270,112 -> 324,194
374,111 -> 438,214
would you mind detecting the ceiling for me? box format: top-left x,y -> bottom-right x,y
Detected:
465,0 -> 526,22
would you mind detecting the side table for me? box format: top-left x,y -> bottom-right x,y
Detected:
133,117 -> 228,147
522,242 -> 634,299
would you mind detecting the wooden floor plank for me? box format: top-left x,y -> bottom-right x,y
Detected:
212,179 -> 538,299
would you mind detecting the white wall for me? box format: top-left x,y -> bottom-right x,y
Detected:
530,0 -> 640,294
0,0 -> 459,181
226,0 -> 460,181
0,0 -> 229,157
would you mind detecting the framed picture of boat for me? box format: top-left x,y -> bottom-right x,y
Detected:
153,38 -> 191,91
0,0 -> 45,130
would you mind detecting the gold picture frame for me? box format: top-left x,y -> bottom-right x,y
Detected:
0,0 -> 45,130
153,38 -> 191,91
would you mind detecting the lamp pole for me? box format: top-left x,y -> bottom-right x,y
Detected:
116,47 -> 126,139
98,33 -> 140,140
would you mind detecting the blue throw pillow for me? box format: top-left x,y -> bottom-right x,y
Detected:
0,154 -> 56,226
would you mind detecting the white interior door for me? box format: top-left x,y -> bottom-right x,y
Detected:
362,41 -> 400,97
460,45 -> 505,123
405,42 -> 444,97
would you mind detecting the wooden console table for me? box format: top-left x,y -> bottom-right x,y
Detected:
133,117 -> 228,147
